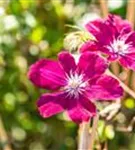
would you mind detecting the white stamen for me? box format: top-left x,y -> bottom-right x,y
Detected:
109,39 -> 131,55
64,71 -> 87,99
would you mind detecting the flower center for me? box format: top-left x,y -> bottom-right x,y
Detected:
64,72 -> 87,99
110,39 -> 129,54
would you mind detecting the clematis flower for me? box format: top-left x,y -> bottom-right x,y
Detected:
80,14 -> 135,71
28,51 -> 123,123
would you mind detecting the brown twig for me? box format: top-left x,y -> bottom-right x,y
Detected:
126,0 -> 135,28
110,62 -> 120,77
78,122 -> 90,150
131,71 -> 135,91
89,114 -> 99,150
99,0 -> 108,18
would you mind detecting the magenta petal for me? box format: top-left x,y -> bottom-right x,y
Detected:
107,53 -> 119,61
86,19 -> 115,45
28,59 -> 66,90
80,41 -> 98,52
86,19 -> 104,35
86,75 -> 123,100
67,98 -> 93,123
37,92 -> 66,118
126,32 -> 135,47
79,96 -> 96,116
77,52 -> 108,79
58,51 -> 77,74
119,53 -> 135,71
108,14 -> 132,32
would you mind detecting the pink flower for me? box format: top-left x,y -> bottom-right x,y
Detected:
28,51 -> 123,123
81,14 -> 135,71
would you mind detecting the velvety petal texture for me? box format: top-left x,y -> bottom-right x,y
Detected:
107,14 -> 132,32
28,59 -> 66,90
119,53 -> 135,70
80,41 -> 98,52
86,17 -> 116,46
58,51 -> 77,74
37,92 -> 66,118
77,52 -> 108,79
67,96 -> 96,123
28,51 -> 123,124
81,14 -> 135,71
86,75 -> 123,100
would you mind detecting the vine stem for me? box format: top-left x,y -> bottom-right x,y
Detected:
99,0 -> 108,18
78,121 -> 90,150
107,70 -> 135,99
88,114 -> 99,150
126,0 -> 135,28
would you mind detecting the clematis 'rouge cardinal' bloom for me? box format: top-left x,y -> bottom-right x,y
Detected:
80,14 -> 135,71
28,51 -> 123,123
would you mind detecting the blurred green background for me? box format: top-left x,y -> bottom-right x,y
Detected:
0,0 -> 135,150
